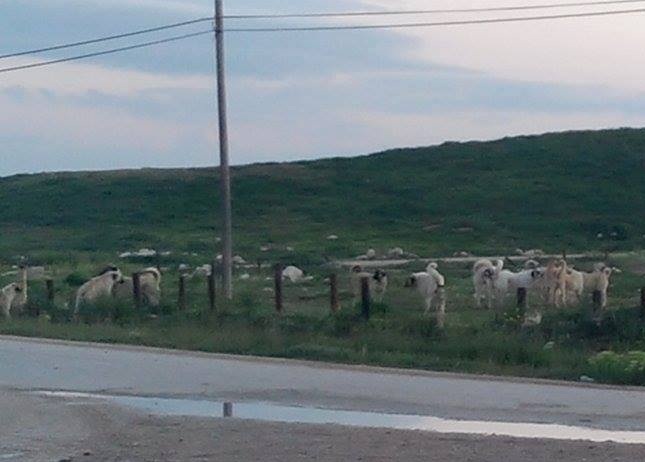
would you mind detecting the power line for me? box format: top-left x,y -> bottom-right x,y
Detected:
226,7 -> 645,32
0,30 -> 213,74
2,6 -> 645,74
224,0 -> 645,19
0,17 -> 213,60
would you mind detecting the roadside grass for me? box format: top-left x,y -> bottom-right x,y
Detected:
1,256 -> 643,385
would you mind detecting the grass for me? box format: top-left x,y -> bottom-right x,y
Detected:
2,127 -> 645,385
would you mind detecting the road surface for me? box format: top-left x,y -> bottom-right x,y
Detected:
2,335 -> 645,461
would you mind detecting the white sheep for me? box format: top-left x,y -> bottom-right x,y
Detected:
1,283 -> 23,319
472,259 -> 495,309
112,267 -> 162,307
350,266 -> 388,303
371,270 -> 388,303
11,266 -> 28,314
75,267 -> 122,313
405,267 -> 446,326
563,265 -> 617,306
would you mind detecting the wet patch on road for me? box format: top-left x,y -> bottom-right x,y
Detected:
33,391 -> 645,445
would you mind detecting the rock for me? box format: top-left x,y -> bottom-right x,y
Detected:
387,247 -> 404,259
543,341 -> 555,351
239,273 -> 251,280
282,266 -> 305,283
260,245 -> 271,252
193,265 -> 212,277
579,375 -> 596,383
232,255 -> 246,265
365,249 -> 377,260
326,235 -> 339,240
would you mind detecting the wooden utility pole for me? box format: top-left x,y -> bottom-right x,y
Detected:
215,0 -> 233,299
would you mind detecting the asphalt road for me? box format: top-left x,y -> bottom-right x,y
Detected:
2,335 -> 645,430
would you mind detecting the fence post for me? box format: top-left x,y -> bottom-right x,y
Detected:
640,288 -> 645,320
178,275 -> 187,311
517,288 -> 528,311
361,276 -> 371,320
592,290 -> 603,321
132,272 -> 142,309
330,274 -> 340,313
45,278 -> 55,303
208,263 -> 217,313
274,264 -> 283,314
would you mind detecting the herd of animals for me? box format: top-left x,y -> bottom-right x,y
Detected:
0,265 -> 161,320
0,256 -> 623,323
350,257 -> 621,325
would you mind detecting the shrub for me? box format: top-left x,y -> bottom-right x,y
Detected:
587,350 -> 645,385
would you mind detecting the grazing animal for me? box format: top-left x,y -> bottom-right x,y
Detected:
0,283 -> 22,319
538,259 -> 568,307
472,259 -> 495,309
350,266 -> 388,303
75,266 -> 122,313
11,266 -> 28,313
112,267 -> 162,307
405,265 -> 446,325
566,264 -> 620,309
371,269 -> 388,303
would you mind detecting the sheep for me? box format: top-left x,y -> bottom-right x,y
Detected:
1,283 -> 22,319
472,259 -> 495,309
11,266 -> 28,314
371,270 -> 388,303
538,259 -> 568,307
405,266 -> 446,326
565,263 -> 620,309
112,267 -> 162,307
75,266 -> 122,313
350,266 -> 388,303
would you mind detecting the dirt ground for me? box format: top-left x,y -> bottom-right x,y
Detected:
2,391 -> 645,462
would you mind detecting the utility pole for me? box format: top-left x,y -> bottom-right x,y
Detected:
215,0 -> 233,299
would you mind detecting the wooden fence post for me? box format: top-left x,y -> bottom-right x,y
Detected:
361,276 -> 371,320
208,263 -> 217,313
132,272 -> 142,309
178,275 -> 187,311
640,288 -> 645,320
330,274 -> 340,313
45,278 -> 55,303
517,288 -> 528,311
592,290 -> 603,321
274,264 -> 284,314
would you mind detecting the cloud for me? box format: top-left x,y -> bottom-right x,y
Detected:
358,0 -> 645,93
0,58 -> 211,97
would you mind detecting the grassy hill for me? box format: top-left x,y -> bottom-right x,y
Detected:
2,127 -> 645,264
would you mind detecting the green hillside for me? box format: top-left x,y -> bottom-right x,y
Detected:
2,128 -> 645,263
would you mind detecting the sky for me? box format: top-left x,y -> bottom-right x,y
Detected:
2,0 -> 645,176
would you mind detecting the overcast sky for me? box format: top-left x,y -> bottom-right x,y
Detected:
2,0 -> 645,176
